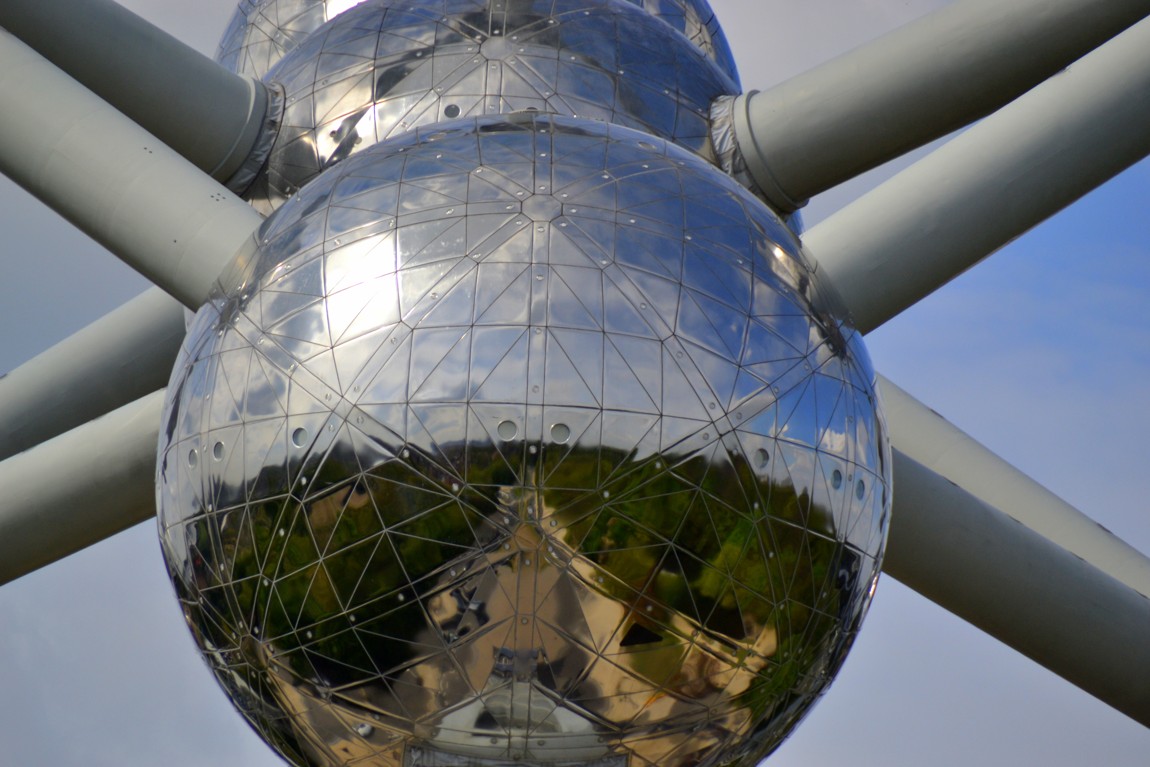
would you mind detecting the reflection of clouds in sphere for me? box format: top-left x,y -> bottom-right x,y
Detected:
235,0 -> 737,211
157,115 -> 890,767
216,0 -> 366,79
217,0 -> 738,86
628,0 -> 739,83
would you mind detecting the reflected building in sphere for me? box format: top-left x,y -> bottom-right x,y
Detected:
156,3 -> 891,767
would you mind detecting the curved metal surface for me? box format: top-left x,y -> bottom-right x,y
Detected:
156,115 -> 889,767
217,0 -> 738,85
234,0 -> 737,211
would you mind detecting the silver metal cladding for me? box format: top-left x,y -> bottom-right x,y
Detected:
156,114 -> 890,767
217,0 -> 738,85
229,0 -> 739,212
167,2 -> 888,765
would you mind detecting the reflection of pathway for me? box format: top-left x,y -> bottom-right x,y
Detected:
426,488 -> 612,763
253,472 -> 792,767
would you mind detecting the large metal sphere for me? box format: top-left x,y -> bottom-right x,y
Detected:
157,115 -> 890,767
217,0 -> 738,86
231,0 -> 737,211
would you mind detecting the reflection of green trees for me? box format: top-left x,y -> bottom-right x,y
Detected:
542,443 -> 849,728
545,445 -> 839,627
198,436 -> 855,719
210,447 -> 488,687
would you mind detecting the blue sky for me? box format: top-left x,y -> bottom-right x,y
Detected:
1,1 -> 1148,764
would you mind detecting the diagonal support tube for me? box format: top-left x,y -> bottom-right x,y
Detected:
0,29 -> 264,462
0,28 -> 264,310
725,0 -> 1150,212
0,20 -> 269,459
800,14 -> 1150,333
883,448 -> 1150,727
879,375 -> 1150,599
0,287 -> 184,462
0,391 -> 163,586
0,0 -> 273,188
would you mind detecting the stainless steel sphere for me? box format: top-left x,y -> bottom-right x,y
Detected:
217,0 -> 738,85
157,115 -> 890,767
226,0 -> 738,211
216,0 -> 361,78
628,0 -> 738,83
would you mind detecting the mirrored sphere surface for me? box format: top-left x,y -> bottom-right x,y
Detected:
233,0 -> 737,210
216,0 -> 368,77
217,0 -> 738,85
157,115 -> 890,767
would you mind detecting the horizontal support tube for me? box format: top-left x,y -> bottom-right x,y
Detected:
0,0 -> 269,184
883,448 -> 1150,727
0,287 -> 184,462
0,29 -> 264,309
0,391 -> 163,586
879,375 -> 1150,598
802,14 -> 1150,333
732,0 -> 1150,211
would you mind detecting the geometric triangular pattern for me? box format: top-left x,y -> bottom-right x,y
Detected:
217,0 -> 740,90
157,112 -> 890,767
232,0 -> 738,212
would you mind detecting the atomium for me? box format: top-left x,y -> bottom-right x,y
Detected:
3,0 -> 1149,761
155,2 -> 891,767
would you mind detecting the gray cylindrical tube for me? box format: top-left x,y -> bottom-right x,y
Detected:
0,391 -> 164,586
0,0 -> 269,185
880,374 -> 1150,599
0,287 -> 184,462
0,29 -> 264,309
732,0 -> 1150,211
884,449 -> 1150,727
803,14 -> 1150,332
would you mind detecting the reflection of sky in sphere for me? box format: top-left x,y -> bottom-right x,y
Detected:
157,115 -> 890,767
227,0 -> 738,211
217,0 -> 739,86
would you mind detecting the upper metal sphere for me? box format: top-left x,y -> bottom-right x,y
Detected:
629,0 -> 738,84
157,114 -> 890,767
217,0 -> 738,85
235,0 -> 737,211
216,0 -> 362,77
